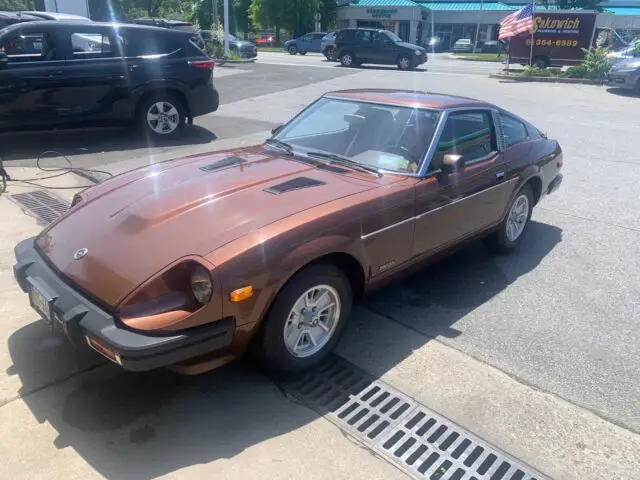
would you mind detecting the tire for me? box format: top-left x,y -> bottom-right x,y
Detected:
340,51 -> 355,67
288,45 -> 298,55
484,183 -> 534,254
299,51 -> 307,56
259,264 -> 353,375
397,54 -> 413,71
532,56 -> 548,69
138,93 -> 186,140
635,79 -> 640,96
324,47 -> 336,61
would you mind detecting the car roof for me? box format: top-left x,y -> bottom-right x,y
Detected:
0,11 -> 42,20
0,19 -> 193,34
21,11 -> 90,20
325,89 -> 493,110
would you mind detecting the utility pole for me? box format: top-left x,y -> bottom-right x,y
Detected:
223,0 -> 230,56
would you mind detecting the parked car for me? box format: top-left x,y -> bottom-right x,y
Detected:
284,31 -> 326,55
334,28 -> 427,70
0,21 -> 219,138
608,57 -> 640,94
452,38 -> 473,53
321,31 -> 338,60
253,31 -> 275,47
200,30 -> 257,58
12,89 -> 563,375
18,11 -> 90,21
0,11 -> 42,30
481,40 -> 499,53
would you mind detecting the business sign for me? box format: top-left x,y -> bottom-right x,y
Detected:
532,16 -> 582,35
366,8 -> 398,19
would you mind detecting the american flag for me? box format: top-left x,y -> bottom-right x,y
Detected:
499,3 -> 534,40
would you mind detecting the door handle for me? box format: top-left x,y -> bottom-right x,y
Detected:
128,64 -> 139,71
495,171 -> 505,181
47,70 -> 64,76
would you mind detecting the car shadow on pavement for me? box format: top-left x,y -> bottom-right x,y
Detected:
606,87 -> 639,98
5,221 -> 561,478
349,65 -> 428,72
0,125 -> 217,162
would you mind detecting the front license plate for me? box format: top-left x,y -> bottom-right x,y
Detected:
28,280 -> 53,324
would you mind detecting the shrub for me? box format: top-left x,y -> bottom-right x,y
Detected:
566,64 -> 587,78
522,65 -> 551,77
580,47 -> 611,80
634,42 -> 640,58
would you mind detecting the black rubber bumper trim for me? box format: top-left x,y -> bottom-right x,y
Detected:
13,237 -> 235,371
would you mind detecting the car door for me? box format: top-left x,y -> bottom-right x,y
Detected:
297,33 -> 312,52
50,25 -> 128,123
353,30 -> 377,62
375,32 -> 399,64
0,24 -> 67,129
412,109 -> 517,257
310,33 -> 325,52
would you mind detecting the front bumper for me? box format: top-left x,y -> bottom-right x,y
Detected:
13,237 -> 235,371
607,71 -> 637,90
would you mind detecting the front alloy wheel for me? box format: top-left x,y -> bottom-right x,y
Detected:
398,55 -> 412,70
259,264 -> 352,374
341,52 -> 354,67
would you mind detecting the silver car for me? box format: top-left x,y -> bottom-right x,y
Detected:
608,58 -> 640,94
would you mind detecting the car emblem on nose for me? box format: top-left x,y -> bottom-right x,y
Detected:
73,248 -> 88,260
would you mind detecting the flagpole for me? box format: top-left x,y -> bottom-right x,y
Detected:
529,1 -> 535,66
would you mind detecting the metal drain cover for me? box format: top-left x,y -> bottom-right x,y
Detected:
282,355 -> 547,480
7,190 -> 69,225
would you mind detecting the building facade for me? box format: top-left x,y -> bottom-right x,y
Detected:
337,0 -> 640,49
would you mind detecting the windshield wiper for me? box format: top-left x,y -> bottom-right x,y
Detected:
306,151 -> 382,177
266,138 -> 294,155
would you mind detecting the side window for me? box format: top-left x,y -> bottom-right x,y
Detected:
499,113 -> 529,147
1,31 -> 57,62
313,33 -> 325,40
69,32 -> 113,58
355,30 -> 372,43
432,111 -> 496,170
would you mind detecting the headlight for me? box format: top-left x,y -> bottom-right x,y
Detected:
190,263 -> 213,305
415,50 -> 421,55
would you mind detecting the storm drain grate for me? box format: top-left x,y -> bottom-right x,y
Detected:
283,355 -> 548,480
8,190 -> 69,225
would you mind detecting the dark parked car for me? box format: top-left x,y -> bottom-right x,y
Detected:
17,11 -> 90,21
13,89 -> 562,375
284,31 -> 326,55
127,18 -> 206,50
0,21 -> 219,138
335,28 -> 427,70
200,30 -> 257,58
0,11 -> 42,30
481,40 -> 499,54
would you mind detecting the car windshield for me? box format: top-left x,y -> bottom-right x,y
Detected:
272,97 -> 441,174
384,30 -> 402,43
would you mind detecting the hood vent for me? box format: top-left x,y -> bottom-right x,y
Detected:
264,177 -> 327,195
199,156 -> 247,172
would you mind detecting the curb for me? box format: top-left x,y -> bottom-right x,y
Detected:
214,58 -> 257,66
489,74 -> 604,85
449,55 -> 505,63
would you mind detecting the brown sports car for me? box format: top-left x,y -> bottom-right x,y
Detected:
13,89 -> 563,375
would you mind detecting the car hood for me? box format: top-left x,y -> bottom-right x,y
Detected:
35,146 -> 380,307
611,58 -> 640,70
397,41 -> 425,53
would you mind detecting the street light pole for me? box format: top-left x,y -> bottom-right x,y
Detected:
223,0 -> 230,56
473,0 -> 484,53
212,0 -> 218,31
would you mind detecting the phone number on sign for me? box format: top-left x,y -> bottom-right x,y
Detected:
526,38 -> 578,47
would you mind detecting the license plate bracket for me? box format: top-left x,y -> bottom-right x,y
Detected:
27,277 -> 57,324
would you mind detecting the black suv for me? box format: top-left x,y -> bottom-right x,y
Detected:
0,21 -> 219,138
334,28 -> 427,70
0,11 -> 42,29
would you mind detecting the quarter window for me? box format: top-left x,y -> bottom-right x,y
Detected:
499,113 -> 529,147
432,111 -> 496,170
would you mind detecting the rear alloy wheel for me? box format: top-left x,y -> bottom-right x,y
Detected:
259,264 -> 352,375
288,45 -> 298,55
485,183 -> 534,254
140,94 -> 186,140
340,52 -> 355,67
325,47 -> 337,61
397,54 -> 413,71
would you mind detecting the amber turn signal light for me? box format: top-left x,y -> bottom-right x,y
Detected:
230,286 -> 253,302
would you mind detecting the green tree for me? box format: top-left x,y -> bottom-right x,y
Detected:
0,0 -> 35,10
249,0 -> 320,40
553,0 -> 602,12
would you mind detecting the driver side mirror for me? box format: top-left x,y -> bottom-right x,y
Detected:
271,124 -> 284,135
0,52 -> 8,68
441,154 -> 465,173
